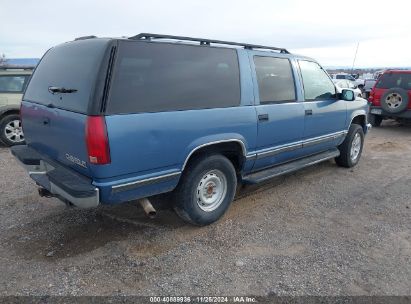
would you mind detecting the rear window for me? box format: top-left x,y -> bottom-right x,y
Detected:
376,73 -> 411,90
106,41 -> 241,114
24,39 -> 110,113
0,75 -> 29,93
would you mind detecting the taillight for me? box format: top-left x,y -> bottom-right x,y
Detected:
85,116 -> 111,165
368,89 -> 374,102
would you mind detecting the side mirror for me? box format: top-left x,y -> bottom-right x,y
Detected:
341,89 -> 355,101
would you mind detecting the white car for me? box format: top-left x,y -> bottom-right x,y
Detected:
331,73 -> 365,90
333,79 -> 362,97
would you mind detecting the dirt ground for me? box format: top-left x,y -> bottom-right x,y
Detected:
0,120 -> 410,296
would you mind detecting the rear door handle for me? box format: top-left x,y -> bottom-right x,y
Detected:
258,114 -> 269,121
305,109 -> 313,116
42,117 -> 50,125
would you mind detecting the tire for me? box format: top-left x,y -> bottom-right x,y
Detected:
368,113 -> 382,127
380,88 -> 409,114
0,114 -> 25,147
173,154 -> 237,226
335,124 -> 364,168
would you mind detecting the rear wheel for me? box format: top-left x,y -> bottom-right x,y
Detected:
335,124 -> 364,168
368,113 -> 383,127
0,114 -> 25,146
173,154 -> 237,226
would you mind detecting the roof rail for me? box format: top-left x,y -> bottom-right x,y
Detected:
0,65 -> 35,70
129,33 -> 289,54
74,35 -> 97,41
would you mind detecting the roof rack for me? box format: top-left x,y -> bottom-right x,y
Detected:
129,33 -> 290,54
0,65 -> 35,70
74,35 -> 97,41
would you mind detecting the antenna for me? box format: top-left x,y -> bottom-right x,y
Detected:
351,42 -> 360,72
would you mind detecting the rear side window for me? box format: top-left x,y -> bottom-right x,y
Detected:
24,39 -> 110,113
253,56 -> 296,104
336,75 -> 345,79
376,73 -> 411,90
0,75 -> 29,93
299,60 -> 336,101
107,41 -> 240,114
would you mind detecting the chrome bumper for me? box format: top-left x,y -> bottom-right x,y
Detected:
11,145 -> 99,209
366,123 -> 372,133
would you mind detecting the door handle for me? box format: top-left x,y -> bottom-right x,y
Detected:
42,117 -> 50,125
258,114 -> 269,121
305,109 -> 313,116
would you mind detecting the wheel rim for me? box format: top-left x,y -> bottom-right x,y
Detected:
4,119 -> 24,143
385,93 -> 403,109
196,169 -> 227,212
350,133 -> 362,162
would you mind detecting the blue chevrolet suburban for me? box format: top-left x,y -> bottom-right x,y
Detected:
11,33 -> 371,226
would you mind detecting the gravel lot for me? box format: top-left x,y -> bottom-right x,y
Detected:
0,120 -> 410,296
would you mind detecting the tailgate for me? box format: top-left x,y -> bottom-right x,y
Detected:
21,38 -> 113,177
21,101 -> 91,176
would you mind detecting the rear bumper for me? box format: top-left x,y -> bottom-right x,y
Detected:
366,123 -> 372,133
11,145 -> 99,208
370,107 -> 411,119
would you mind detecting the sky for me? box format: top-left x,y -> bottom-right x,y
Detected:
1,0 -> 410,68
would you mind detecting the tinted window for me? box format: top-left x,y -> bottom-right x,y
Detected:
24,39 -> 110,113
0,75 -> 28,92
299,61 -> 336,100
253,56 -> 296,104
107,41 -> 240,114
376,73 -> 411,90
336,75 -> 345,79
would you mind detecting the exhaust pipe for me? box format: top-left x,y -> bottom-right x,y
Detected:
139,198 -> 157,219
38,187 -> 53,198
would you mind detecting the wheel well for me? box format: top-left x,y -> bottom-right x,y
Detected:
0,109 -> 20,121
184,142 -> 245,173
351,115 -> 366,130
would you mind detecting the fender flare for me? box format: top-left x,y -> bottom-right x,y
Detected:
0,105 -> 20,118
181,135 -> 248,171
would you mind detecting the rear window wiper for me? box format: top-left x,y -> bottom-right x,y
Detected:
48,86 -> 78,94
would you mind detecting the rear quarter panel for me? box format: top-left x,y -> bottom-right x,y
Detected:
101,106 -> 257,179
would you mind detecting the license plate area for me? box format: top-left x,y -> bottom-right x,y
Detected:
371,108 -> 382,115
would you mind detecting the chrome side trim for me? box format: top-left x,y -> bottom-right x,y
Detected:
111,171 -> 181,192
182,139 -> 247,170
246,153 -> 257,160
302,131 -> 347,148
254,130 -> 348,160
256,142 -> 302,160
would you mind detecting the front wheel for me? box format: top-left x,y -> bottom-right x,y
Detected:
0,114 -> 25,146
335,124 -> 364,168
173,154 -> 237,226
